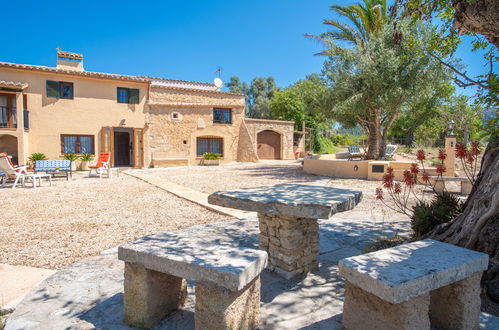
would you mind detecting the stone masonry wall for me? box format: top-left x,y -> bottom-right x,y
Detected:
244,118 -> 295,160
149,87 -> 245,108
258,213 -> 320,279
237,120 -> 259,162
147,87 -> 245,165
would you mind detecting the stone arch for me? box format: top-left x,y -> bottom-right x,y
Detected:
0,134 -> 19,165
256,130 -> 282,160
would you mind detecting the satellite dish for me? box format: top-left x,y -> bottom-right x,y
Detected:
214,77 -> 223,89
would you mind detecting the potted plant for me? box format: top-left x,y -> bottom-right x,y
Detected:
62,154 -> 79,171
28,152 -> 47,169
201,152 -> 221,166
79,153 -> 94,171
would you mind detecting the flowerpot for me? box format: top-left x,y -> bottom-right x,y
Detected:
80,161 -> 90,171
201,159 -> 220,166
70,162 -> 77,171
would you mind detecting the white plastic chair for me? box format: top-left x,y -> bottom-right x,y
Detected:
0,153 -> 29,189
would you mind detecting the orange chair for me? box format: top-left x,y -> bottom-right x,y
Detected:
88,152 -> 111,179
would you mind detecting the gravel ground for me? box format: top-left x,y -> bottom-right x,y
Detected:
140,160 -> 433,216
141,160 -> 326,194
0,173 -> 229,269
1,161 -> 439,270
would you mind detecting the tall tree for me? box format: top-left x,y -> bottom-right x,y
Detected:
400,0 -> 499,314
269,74 -> 332,152
226,76 -> 278,119
323,19 -> 453,158
307,0 -> 389,48
399,0 -> 498,108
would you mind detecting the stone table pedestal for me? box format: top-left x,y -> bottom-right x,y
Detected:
209,184 -> 362,279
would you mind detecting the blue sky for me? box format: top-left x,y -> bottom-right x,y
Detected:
1,0 -> 493,95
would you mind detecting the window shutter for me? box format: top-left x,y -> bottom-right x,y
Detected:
46,81 -> 60,98
116,87 -> 120,102
128,88 -> 139,104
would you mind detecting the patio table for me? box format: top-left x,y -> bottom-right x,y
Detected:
208,184 -> 362,279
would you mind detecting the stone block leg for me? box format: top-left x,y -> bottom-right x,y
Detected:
342,282 -> 430,330
195,276 -> 261,330
258,213 -> 320,279
123,262 -> 187,328
430,272 -> 482,330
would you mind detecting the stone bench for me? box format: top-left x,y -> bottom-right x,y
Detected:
429,176 -> 473,195
339,239 -> 488,330
118,228 -> 268,329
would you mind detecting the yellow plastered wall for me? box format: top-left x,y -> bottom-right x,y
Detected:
303,158 -> 369,178
0,67 -> 149,166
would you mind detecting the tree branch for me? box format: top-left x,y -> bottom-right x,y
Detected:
427,51 -> 491,91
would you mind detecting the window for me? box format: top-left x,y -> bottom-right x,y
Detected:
117,87 -> 139,104
117,88 -> 128,103
213,108 -> 232,124
61,135 -> 94,154
60,82 -> 74,99
46,81 -> 74,99
196,137 -> 223,156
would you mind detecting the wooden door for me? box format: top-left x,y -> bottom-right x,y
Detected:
257,130 -> 281,160
133,128 -> 144,168
101,127 -> 114,166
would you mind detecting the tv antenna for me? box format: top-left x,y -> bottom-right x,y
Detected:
214,66 -> 222,77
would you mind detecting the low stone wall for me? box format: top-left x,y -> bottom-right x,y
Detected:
304,158 -> 439,181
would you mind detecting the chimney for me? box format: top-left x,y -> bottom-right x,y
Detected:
56,49 -> 84,71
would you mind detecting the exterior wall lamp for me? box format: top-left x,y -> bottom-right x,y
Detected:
448,120 -> 455,136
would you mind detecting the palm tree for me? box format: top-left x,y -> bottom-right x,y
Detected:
307,0 -> 388,49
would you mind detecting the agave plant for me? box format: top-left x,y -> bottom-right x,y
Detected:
79,153 -> 94,162
28,152 -> 47,167
62,153 -> 79,162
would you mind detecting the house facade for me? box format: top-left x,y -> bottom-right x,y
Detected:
0,50 -> 301,168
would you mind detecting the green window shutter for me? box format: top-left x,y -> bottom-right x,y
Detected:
128,88 -> 139,104
46,80 -> 60,98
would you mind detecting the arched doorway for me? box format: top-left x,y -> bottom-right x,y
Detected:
257,130 -> 281,160
0,134 -> 18,165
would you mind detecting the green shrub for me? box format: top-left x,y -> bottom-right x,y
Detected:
400,146 -> 413,154
411,192 -> 464,238
203,152 -> 221,160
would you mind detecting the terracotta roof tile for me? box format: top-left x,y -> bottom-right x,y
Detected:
0,80 -> 29,90
0,61 -> 149,83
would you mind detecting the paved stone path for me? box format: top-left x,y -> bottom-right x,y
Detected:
6,215 -> 499,329
0,264 -> 55,309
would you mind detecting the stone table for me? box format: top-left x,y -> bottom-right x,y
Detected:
208,183 -> 362,279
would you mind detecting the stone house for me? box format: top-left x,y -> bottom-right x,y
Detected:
0,50 -> 302,168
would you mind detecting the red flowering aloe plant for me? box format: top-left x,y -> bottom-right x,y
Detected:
375,149 -> 446,216
455,141 -> 481,184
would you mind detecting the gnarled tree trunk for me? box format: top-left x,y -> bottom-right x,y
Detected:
428,136 -> 499,314
452,0 -> 499,47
